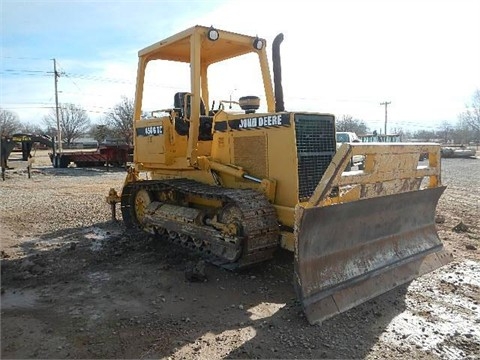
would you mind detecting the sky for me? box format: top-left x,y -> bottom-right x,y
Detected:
1,0 -> 479,133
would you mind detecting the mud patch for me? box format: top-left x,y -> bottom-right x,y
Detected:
85,227 -> 119,251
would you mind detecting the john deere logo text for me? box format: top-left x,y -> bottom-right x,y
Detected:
239,115 -> 283,129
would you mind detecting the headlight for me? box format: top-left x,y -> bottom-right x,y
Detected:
253,37 -> 264,50
207,26 -> 219,41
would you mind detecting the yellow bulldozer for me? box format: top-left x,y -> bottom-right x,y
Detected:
107,25 -> 452,324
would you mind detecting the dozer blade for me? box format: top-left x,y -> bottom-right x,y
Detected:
294,186 -> 452,324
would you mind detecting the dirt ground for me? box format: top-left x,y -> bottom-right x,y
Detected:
1,150 -> 479,359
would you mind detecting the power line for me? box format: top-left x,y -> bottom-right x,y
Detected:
63,72 -> 134,84
1,106 -> 55,109
2,69 -> 49,73
1,56 -> 50,61
0,71 -> 50,77
56,61 -> 84,94
2,66 -> 182,90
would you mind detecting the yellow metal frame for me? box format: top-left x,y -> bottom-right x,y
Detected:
119,25 -> 445,250
132,26 -> 275,166
307,143 -> 442,208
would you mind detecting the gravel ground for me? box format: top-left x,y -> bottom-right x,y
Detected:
1,150 -> 479,359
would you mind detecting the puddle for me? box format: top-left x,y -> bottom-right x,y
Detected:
12,227 -> 121,253
1,289 -> 39,310
85,227 -> 119,251
87,271 -> 111,282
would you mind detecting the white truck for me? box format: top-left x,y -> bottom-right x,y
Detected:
336,131 -> 365,170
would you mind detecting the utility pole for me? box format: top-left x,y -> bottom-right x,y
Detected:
380,101 -> 391,135
53,58 -> 62,153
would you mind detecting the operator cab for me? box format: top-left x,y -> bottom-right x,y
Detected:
173,92 -> 213,141
172,92 -> 262,140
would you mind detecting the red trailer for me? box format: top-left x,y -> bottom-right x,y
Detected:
50,144 -> 133,168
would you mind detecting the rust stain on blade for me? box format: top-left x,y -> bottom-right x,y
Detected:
294,186 -> 451,324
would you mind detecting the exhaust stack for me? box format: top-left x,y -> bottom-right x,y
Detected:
272,33 -> 285,112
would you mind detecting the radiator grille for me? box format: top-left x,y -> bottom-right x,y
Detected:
294,114 -> 336,200
233,135 -> 267,181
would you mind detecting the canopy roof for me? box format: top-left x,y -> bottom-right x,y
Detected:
139,25 -> 265,65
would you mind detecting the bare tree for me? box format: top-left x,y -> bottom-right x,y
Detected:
459,89 -> 480,133
20,122 -> 45,135
438,121 -> 453,144
453,116 -> 479,144
336,115 -> 369,135
390,127 -> 412,141
105,96 -> 134,145
43,103 -> 91,146
0,108 -> 22,137
412,130 -> 438,142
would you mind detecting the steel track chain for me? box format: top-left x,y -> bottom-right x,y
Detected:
120,178 -> 279,268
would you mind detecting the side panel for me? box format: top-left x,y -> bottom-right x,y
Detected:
212,112 -> 297,199
267,124 -> 298,223
135,117 -> 192,168
211,111 -> 336,227
135,118 -> 167,165
232,132 -> 269,180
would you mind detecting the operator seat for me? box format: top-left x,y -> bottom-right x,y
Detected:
174,92 -> 206,117
173,92 -> 213,141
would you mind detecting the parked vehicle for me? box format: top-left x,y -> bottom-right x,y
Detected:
359,133 -> 401,143
336,131 -> 365,170
49,144 -> 133,168
441,146 -> 477,158
359,133 -> 429,160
